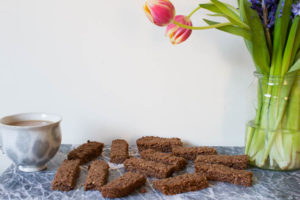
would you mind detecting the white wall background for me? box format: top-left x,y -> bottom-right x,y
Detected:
0,0 -> 254,146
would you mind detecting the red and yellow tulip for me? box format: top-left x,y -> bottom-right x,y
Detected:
165,15 -> 192,45
143,0 -> 175,26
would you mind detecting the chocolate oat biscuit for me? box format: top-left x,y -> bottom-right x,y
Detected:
136,136 -> 182,152
51,159 -> 80,191
124,157 -> 176,178
153,173 -> 209,195
195,162 -> 253,187
110,139 -> 129,163
84,160 -> 109,191
101,172 -> 146,198
195,155 -> 248,170
172,146 -> 217,160
140,149 -> 187,171
67,140 -> 104,164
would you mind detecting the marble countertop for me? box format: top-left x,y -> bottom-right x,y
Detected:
0,147 -> 11,175
0,145 -> 299,200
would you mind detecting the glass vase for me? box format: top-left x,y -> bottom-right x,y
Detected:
245,72 -> 300,170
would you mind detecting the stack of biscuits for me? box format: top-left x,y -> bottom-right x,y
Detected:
51,136 -> 253,198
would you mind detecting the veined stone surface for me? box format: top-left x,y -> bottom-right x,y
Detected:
0,145 -> 299,200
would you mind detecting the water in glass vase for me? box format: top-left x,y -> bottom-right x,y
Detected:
245,72 -> 300,171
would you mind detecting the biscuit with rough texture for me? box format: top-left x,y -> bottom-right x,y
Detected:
67,141 -> 104,164
140,149 -> 187,171
153,173 -> 209,195
172,146 -> 217,160
84,160 -> 109,191
195,162 -> 252,187
51,159 -> 80,191
110,139 -> 129,163
195,155 -> 248,170
136,136 -> 182,152
101,172 -> 146,198
124,157 -> 175,178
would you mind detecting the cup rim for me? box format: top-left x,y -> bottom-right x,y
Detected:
0,112 -> 62,129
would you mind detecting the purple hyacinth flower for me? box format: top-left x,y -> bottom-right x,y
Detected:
278,0 -> 285,18
248,0 -> 263,19
265,0 -> 277,7
267,6 -> 277,27
247,0 -> 295,28
292,3 -> 300,17
266,0 -> 278,27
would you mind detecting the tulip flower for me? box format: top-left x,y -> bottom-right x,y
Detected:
143,0 -> 175,26
165,15 -> 192,45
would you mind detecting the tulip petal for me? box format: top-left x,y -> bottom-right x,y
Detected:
144,0 -> 175,26
144,4 -> 154,23
165,15 -> 193,44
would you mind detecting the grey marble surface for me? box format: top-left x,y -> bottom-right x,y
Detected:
0,145 -> 299,200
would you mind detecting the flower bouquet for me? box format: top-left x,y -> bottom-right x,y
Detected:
143,0 -> 300,170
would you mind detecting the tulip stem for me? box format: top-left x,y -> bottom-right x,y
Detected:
172,20 -> 232,30
188,6 -> 201,18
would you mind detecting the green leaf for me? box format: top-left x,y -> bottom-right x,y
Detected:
200,3 -> 248,30
206,13 -> 243,27
203,19 -> 251,41
239,0 -> 270,74
238,0 -> 255,72
290,16 -> 300,66
207,13 -> 225,17
270,0 -> 293,76
211,0 -> 249,29
282,17 -> 299,74
206,13 -> 241,28
211,0 -> 240,20
223,2 -> 239,15
199,3 -> 222,14
172,19 -> 233,30
238,0 -> 247,22
288,59 -> 300,73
